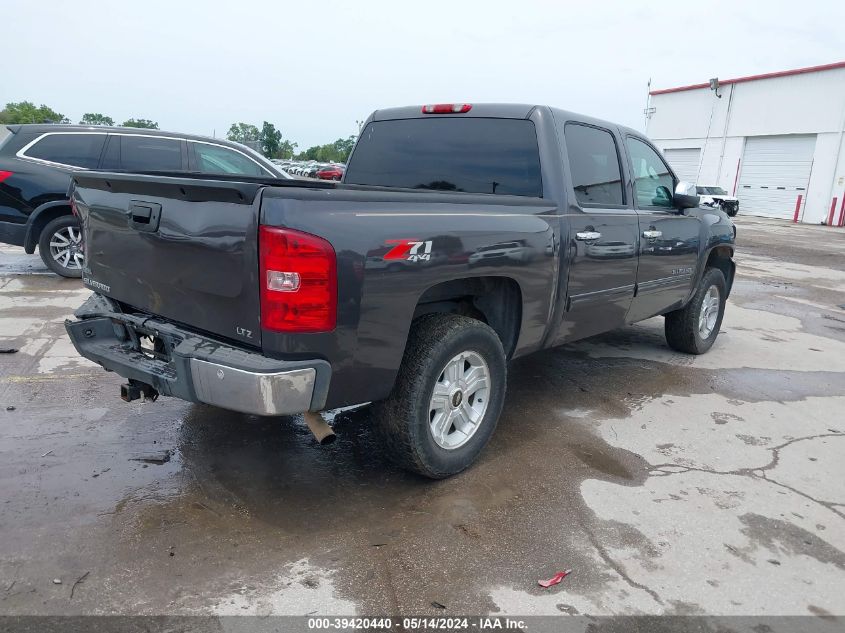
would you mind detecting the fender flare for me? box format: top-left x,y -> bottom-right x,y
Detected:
24,199 -> 73,253
692,243 -> 736,300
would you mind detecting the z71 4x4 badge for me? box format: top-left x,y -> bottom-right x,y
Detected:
383,239 -> 433,262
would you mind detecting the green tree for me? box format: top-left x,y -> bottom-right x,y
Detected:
79,112 -> 114,126
278,139 -> 298,159
0,101 -> 69,124
294,136 -> 356,163
226,122 -> 260,145
259,121 -> 282,158
122,118 -> 159,129
333,135 -> 356,162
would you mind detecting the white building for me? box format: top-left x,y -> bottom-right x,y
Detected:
646,61 -> 845,225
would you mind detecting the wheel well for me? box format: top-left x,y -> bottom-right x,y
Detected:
411,277 -> 522,357
25,204 -> 73,252
705,246 -> 735,295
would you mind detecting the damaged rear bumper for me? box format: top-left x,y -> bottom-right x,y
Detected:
65,293 -> 330,415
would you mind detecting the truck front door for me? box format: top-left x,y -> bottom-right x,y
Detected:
625,137 -> 701,322
556,122 -> 639,343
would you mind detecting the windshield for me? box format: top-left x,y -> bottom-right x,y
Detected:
696,186 -> 728,195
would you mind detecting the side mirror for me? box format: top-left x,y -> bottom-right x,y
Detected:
674,181 -> 700,209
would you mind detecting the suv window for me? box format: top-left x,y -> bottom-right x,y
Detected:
564,123 -> 624,206
628,138 -> 674,209
344,118 -> 542,197
24,133 -> 106,168
120,135 -> 183,171
191,142 -> 269,176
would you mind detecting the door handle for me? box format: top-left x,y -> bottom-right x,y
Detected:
131,206 -> 152,223
642,230 -> 662,239
128,201 -> 161,232
575,231 -> 601,241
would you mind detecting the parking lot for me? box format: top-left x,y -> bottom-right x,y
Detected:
0,218 -> 843,619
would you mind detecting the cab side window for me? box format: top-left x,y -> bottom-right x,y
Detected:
119,135 -> 183,172
628,138 -> 674,209
564,123 -> 625,207
24,133 -> 106,168
191,142 -> 268,177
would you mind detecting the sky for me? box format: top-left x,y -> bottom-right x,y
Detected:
3,0 -> 844,149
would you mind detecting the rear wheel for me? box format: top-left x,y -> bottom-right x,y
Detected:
372,314 -> 507,478
38,215 -> 84,278
664,267 -> 726,354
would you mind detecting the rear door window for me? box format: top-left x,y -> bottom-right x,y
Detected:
564,123 -> 625,207
24,133 -> 106,168
190,142 -> 269,176
344,118 -> 542,197
119,135 -> 184,171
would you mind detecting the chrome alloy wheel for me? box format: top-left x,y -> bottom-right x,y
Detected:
50,225 -> 84,271
699,285 -> 720,339
429,351 -> 491,450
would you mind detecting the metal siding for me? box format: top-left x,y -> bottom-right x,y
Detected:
737,135 -> 817,219
663,148 -> 701,183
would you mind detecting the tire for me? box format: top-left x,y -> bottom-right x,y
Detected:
664,267 -> 727,354
372,314 -> 507,478
38,215 -> 84,278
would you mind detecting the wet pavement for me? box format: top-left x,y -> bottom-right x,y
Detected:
0,218 -> 844,621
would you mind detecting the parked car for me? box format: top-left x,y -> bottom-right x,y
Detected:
66,103 -> 735,478
316,165 -> 344,181
0,125 -> 288,277
696,186 -> 739,216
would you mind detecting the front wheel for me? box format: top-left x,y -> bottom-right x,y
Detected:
664,267 -> 727,354
38,215 -> 84,278
372,314 -> 507,478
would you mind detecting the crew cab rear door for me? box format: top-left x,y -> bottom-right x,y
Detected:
556,121 -> 639,344
72,173 -> 263,347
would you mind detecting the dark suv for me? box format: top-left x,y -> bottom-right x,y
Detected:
0,125 -> 286,277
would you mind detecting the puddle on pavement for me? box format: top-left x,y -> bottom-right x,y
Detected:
4,256 -> 845,615
4,331 -> 845,614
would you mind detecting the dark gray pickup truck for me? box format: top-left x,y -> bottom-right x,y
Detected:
66,103 -> 736,478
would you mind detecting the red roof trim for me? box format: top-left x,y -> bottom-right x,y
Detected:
649,61 -> 845,96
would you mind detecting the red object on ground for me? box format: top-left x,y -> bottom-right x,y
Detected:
793,195 -> 803,223
538,570 -> 572,588
838,194 -> 845,227
828,198 -> 838,226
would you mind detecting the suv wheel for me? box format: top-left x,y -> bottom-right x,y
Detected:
38,216 -> 84,278
664,267 -> 727,354
372,314 -> 507,478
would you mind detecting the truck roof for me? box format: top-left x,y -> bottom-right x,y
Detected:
373,103 -> 538,120
372,103 -> 639,138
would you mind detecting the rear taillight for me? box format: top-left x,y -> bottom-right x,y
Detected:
421,103 -> 472,114
259,226 -> 337,333
0,170 -> 13,183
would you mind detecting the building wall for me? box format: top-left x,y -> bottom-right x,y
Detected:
647,66 -> 845,224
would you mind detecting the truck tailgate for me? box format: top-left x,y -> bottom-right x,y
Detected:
72,173 -> 265,347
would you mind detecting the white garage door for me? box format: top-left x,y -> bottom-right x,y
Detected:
664,148 -> 701,183
737,135 -> 816,219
